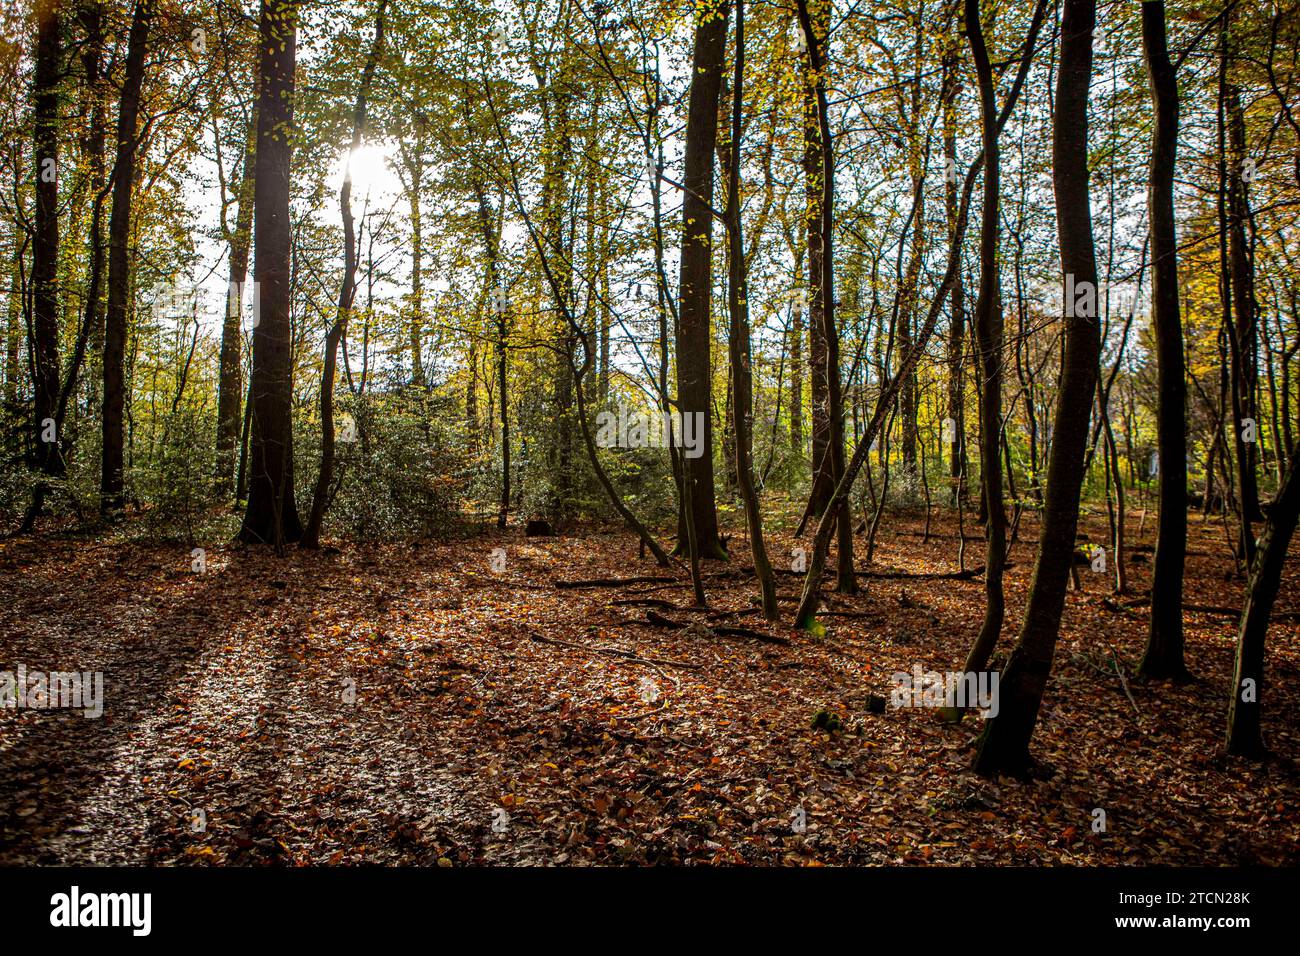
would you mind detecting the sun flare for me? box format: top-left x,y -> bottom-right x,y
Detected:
337,142 -> 399,198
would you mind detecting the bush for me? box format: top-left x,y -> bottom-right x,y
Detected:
325,390 -> 472,541
133,407 -> 228,544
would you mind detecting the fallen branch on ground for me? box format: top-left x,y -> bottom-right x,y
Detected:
556,575 -> 677,589
859,565 -> 988,580
713,564 -> 991,582
1102,595 -> 1300,621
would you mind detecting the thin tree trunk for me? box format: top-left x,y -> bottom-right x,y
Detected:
217,112 -> 257,498
51,0 -> 107,454
1219,25 -> 1258,563
1139,0 -> 1191,680
1226,457 -> 1300,757
942,39 -> 966,496
1227,76 -> 1262,525
472,181 -> 509,530
1102,403 -> 1128,593
724,0 -> 777,620
974,0 -> 1100,777
403,138 -> 425,388
796,0 -> 856,593
4,243 -> 21,411
30,0 -> 62,484
803,12 -> 832,521
303,1 -> 386,549
897,56 -> 925,481
789,259 -> 804,460
962,0 -> 1008,677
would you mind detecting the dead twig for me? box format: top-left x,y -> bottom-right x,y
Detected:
1109,645 -> 1142,720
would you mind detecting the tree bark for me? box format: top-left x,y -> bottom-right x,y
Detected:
724,0 -> 778,620
974,0 -> 1100,777
217,113 -> 257,499
963,0 -> 1007,677
472,180 -> 508,529
401,135 -> 425,388
1227,74 -> 1262,526
64,0 -> 106,419
31,0 -> 62,481
673,0 -> 729,560
942,41 -> 966,493
1139,0 -> 1191,681
239,0 -> 304,546
100,0 -> 152,512
796,0 -> 855,593
1226,456 -> 1300,757
803,13 -> 832,521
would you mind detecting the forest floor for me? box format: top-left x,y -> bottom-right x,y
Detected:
1,505 -> 1298,866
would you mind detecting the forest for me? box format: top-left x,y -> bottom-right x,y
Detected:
0,0 -> 1298,872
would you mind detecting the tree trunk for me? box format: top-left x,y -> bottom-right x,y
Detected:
4,244 -> 20,411
1219,23 -> 1260,564
537,54 -> 575,524
1139,0 -> 1191,681
942,42 -> 966,494
100,0 -> 152,512
239,0 -> 304,546
31,0 -> 62,482
50,0 -> 107,458
797,0 -> 855,593
724,0 -> 777,620
217,113 -> 257,498
974,0 -> 1100,777
1226,457 -> 1300,757
303,1 -> 386,549
963,0 -> 1007,676
803,24 -> 832,521
1227,76 -> 1262,526
898,165 -> 925,476
789,260 -> 804,460
472,181 -> 508,529
673,0 -> 729,560
403,137 -> 425,388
